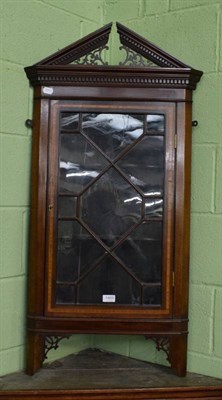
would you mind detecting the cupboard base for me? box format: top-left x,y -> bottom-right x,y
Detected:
26,316 -> 188,376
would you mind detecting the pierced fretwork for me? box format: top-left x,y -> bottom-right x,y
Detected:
44,335 -> 71,360
146,336 -> 170,363
72,45 -> 108,65
119,45 -> 158,67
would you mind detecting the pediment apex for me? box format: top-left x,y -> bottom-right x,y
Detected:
116,22 -> 189,69
35,23 -> 112,66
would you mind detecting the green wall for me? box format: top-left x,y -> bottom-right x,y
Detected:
0,0 -> 221,378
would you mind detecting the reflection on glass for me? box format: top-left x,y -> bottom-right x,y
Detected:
82,113 -> 143,160
114,222 -> 162,283
57,221 -> 105,283
61,113 -> 79,131
81,168 -> 142,247
59,134 -> 109,194
145,199 -> 163,219
146,114 -> 164,134
143,286 -> 161,305
117,136 -> 164,196
145,191 -> 162,197
78,256 -> 141,304
58,197 -> 77,218
56,285 -> 75,304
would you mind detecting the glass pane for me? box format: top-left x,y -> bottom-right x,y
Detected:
59,134 -> 109,194
78,256 -> 141,305
144,198 -> 163,219
81,168 -> 142,247
146,114 -> 164,134
57,221 -> 105,284
117,136 -> 164,196
143,286 -> 161,305
82,113 -> 144,160
114,222 -> 162,283
58,197 -> 77,218
61,113 -> 79,131
56,285 -> 75,304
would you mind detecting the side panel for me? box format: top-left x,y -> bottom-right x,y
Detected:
27,91 -> 49,373
173,99 -> 192,318
27,95 -> 49,315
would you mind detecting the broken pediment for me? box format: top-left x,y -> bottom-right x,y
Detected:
34,22 -> 189,68
25,22 -> 202,89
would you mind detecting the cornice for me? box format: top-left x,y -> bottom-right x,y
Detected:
25,65 -> 202,90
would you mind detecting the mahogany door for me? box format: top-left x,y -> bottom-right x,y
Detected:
45,100 -> 176,319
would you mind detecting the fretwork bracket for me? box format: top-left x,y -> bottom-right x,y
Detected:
43,335 -> 71,361
145,336 -> 171,364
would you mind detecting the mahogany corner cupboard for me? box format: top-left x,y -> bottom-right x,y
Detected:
24,22 -> 202,376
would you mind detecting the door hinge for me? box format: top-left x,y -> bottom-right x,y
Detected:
172,271 -> 175,287
174,134 -> 177,149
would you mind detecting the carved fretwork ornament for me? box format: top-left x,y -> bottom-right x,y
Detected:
119,45 -> 157,67
44,336 -> 71,360
146,336 -> 171,363
73,45 -> 109,66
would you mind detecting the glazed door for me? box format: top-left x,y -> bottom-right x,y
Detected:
45,100 -> 175,318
